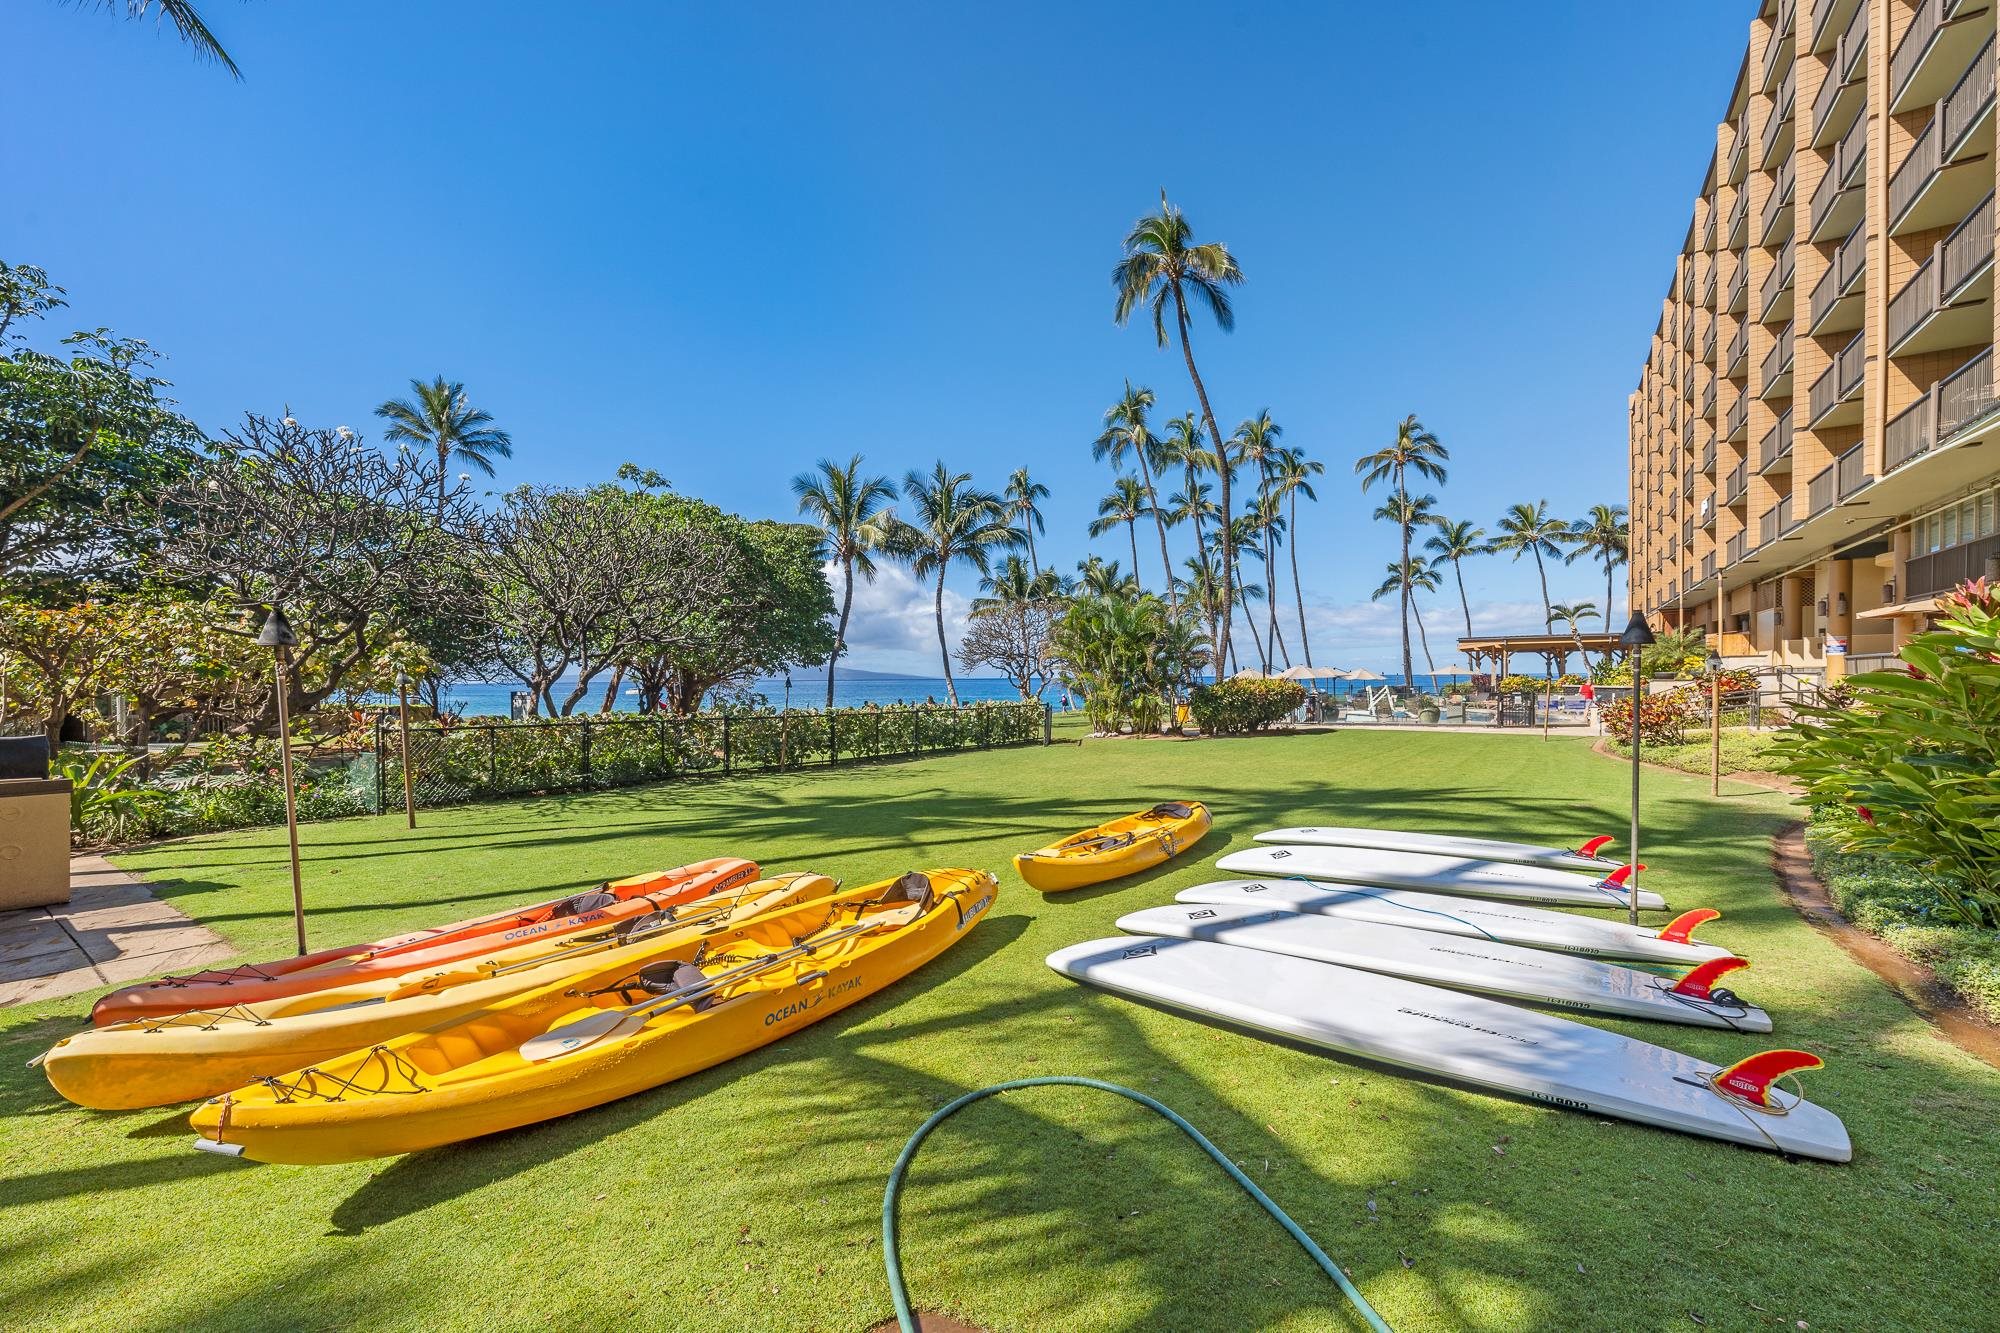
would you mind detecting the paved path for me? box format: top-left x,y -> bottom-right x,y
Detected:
0,855 -> 231,1008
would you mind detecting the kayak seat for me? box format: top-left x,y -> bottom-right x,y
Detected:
1147,802 -> 1195,820
553,889 -> 617,918
880,871 -> 935,913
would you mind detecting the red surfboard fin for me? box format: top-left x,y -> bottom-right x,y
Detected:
1670,955 -> 1749,1000
1710,1049 -> 1825,1109
1656,907 -> 1722,944
1599,863 -> 1649,888
1576,835 -> 1616,859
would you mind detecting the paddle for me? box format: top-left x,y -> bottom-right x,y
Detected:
518,901 -> 925,1062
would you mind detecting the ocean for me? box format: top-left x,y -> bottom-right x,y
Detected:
427,671 -> 1473,717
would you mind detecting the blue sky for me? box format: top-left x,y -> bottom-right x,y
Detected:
8,2 -> 1748,674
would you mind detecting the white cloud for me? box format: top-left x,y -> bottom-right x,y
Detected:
824,559 -> 974,675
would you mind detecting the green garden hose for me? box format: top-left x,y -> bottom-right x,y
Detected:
881,1075 -> 1392,1332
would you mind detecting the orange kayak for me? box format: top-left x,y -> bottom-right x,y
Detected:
90,857 -> 759,1026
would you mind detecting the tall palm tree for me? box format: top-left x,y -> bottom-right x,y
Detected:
1231,411 -> 1288,665
1094,382 -> 1177,599
1248,491 -> 1291,667
1158,412 -> 1213,559
974,554 -> 1063,612
1354,415 -> 1448,684
1224,512 -> 1271,671
1003,468 -> 1052,576
1114,192 -> 1245,647
1423,519 -> 1489,639
1372,558 -> 1443,682
1269,447 -> 1324,667
375,376 -> 514,515
1565,503 -> 1630,631
1076,555 -> 1140,599
1089,476 -> 1152,586
1492,500 -> 1572,629
791,455 -> 898,708
82,1 -> 240,77
885,465 -> 1022,706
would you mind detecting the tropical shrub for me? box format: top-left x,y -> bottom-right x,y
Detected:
1048,594 -> 1208,734
1600,688 -> 1700,746
58,752 -> 155,845
1774,578 -> 2000,925
1187,679 -> 1306,735
1494,673 -> 1582,695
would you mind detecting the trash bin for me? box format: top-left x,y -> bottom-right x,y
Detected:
0,736 -> 72,910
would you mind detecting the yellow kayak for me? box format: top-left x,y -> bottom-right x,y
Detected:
1013,802 -> 1212,893
43,872 -> 834,1110
188,868 -> 998,1164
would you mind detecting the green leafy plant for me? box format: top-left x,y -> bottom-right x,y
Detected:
1774,579 -> 2000,924
1600,688 -> 1700,746
56,751 -> 152,844
1187,679 -> 1305,735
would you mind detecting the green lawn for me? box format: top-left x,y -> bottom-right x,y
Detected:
1606,728 -> 1787,779
4,730 -> 1996,1332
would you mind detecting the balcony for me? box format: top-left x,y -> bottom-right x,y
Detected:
1702,376 -> 1718,417
1892,0 -> 1996,114
1701,317 -> 1717,362
1726,460 -> 1750,505
1909,532 -> 2000,596
1889,43 -> 1996,234
1837,440 -> 1872,499
1760,493 -> 1798,544
1808,222 -> 1869,334
1703,437 -> 1718,470
1809,461 -> 1837,514
1809,109 -> 1867,240
1727,531 -> 1748,565
1726,251 -> 1750,312
1759,406 -> 1796,472
1760,322 -> 1797,397
1702,550 -> 1718,580
1682,516 -> 1695,548
1885,344 -> 1997,470
1887,193 -> 1996,355
1765,0 -> 1799,90
1762,67 -> 1797,169
1762,156 -> 1798,245
1808,328 -> 1869,426
1812,0 -> 1871,145
1811,0 -> 1862,54
1727,114 -> 1750,185
1759,241 -> 1796,321
1726,389 -> 1750,440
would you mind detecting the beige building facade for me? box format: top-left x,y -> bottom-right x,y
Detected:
1630,0 -> 2000,678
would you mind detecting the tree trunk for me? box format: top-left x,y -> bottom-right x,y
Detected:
1025,524 -> 1039,577
1127,521 -> 1142,592
829,552 -> 856,709
1533,548 -> 1552,627
1136,450 -> 1176,606
934,569 -> 958,706
437,443 -> 449,519
1397,470 -> 1414,686
1454,560 -> 1473,636
598,664 -> 625,714
1605,560 -> 1615,633
1288,490 -> 1312,667
1263,518 -> 1286,667
1413,601 -> 1437,680
1171,284 -> 1231,655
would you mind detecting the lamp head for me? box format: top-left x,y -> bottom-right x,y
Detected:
254,605 -> 298,648
1619,610 -> 1656,648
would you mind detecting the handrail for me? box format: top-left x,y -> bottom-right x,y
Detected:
1888,114 -> 1939,229
1890,0 -> 1942,109
1886,252 -> 1938,350
1943,34 -> 1995,155
1940,190 -> 1995,296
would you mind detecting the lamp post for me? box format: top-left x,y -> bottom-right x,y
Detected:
396,672 -> 418,829
256,606 -> 309,956
1707,647 -> 1724,797
1619,609 -> 1657,927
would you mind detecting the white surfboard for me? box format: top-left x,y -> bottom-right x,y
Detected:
1117,902 -> 1769,1031
1176,879 -> 1731,966
1215,845 -> 1667,912
1047,936 -> 1849,1162
1257,826 -> 1617,873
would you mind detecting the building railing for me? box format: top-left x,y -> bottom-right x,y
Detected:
1727,390 -> 1749,438
1885,394 -> 1936,471
1726,460 -> 1749,503
1702,375 -> 1717,416
1701,317 -> 1717,361
1683,515 -> 1695,547
1943,35 -> 1996,156
1762,66 -> 1797,164
1891,0 -> 1943,109
1730,187 -> 1750,245
1766,0 -> 1799,87
1703,436 -> 1718,470
1760,240 -> 1796,316
1837,440 -> 1871,498
1702,550 -> 1718,579
1728,116 -> 1749,183
1809,462 -> 1837,514
1888,115 -> 1939,229
1908,532 -> 2000,597
1727,321 -> 1749,374
1941,190 -> 1995,296
1938,343 -> 1996,435
1810,327 -> 1869,422
1810,106 -> 1868,232
1728,531 -> 1748,565
1760,406 -> 1795,468
1763,154 -> 1797,239
1813,8 -> 1868,129
1761,321 -> 1795,384
1811,221 -> 1868,326
1887,253 -> 1939,350
1760,495 -> 1787,544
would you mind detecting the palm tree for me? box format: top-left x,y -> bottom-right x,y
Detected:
1355,415 -> 1448,684
973,554 -> 1063,612
1224,512 -> 1271,671
884,465 -> 1022,706
1232,411 -> 1288,665
1492,500 -> 1572,629
791,455 -> 898,708
1372,558 -> 1443,681
1549,600 -> 1600,672
1423,519 -> 1489,639
1003,468 -> 1052,576
1094,382 -> 1177,599
1159,412 -> 1213,559
1248,491 -> 1291,668
82,1 -> 240,77
375,376 -> 514,515
1076,555 -> 1140,599
1114,192 -> 1245,647
1565,503 -> 1631,632
1269,447 -> 1324,667
1089,476 -> 1152,587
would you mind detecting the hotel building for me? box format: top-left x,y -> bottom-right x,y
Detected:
1629,0 -> 2000,676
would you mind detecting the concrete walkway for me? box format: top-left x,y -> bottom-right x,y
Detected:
0,855 -> 231,1008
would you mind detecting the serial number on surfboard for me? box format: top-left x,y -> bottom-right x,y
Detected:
1395,1006 -> 1540,1046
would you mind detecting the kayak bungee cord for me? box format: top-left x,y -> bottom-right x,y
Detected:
880,1075 -> 1392,1333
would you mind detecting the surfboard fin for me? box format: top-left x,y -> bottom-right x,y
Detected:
1710,1049 -> 1825,1109
1575,835 -> 1616,859
1657,907 -> 1722,944
1598,863 -> 1649,889
1670,955 -> 1749,1000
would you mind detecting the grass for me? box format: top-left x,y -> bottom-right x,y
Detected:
4,729 -> 1997,1331
1606,728 -> 1787,779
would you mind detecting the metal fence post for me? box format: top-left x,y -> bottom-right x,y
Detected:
1043,702 -> 1053,744
779,712 -> 789,769
374,715 -> 387,814
487,723 -> 498,791
828,711 -> 837,767
580,717 -> 592,783
722,713 -> 732,774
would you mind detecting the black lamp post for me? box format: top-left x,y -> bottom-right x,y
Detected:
255,605 -> 309,955
1618,609 -> 1657,924
1707,646 -> 1725,797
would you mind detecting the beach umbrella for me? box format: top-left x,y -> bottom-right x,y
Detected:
1278,665 -> 1349,681
1342,668 -> 1386,682
1230,668 -> 1269,680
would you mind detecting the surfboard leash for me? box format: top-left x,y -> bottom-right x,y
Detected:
880,1075 -> 1392,1332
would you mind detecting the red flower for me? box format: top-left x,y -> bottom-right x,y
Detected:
1856,805 -> 1875,826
